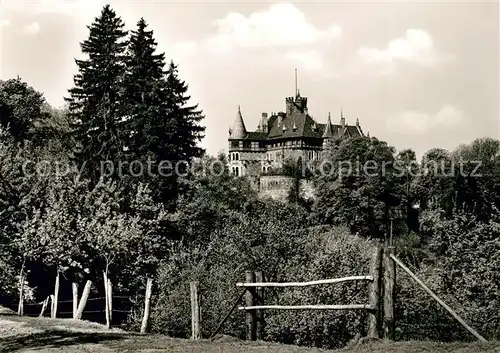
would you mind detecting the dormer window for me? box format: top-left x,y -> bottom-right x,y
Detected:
292,122 -> 297,131
282,124 -> 287,132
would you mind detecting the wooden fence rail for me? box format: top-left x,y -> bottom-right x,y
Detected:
390,253 -> 487,342
239,304 -> 374,311
237,246 -> 383,341
236,276 -> 373,288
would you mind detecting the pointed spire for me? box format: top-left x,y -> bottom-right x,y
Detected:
322,112 -> 334,138
230,105 -> 247,139
356,117 -> 360,126
340,108 -> 346,129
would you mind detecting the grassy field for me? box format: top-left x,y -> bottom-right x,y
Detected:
0,307 -> 499,353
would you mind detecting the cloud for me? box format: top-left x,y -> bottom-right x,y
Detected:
285,50 -> 325,71
0,19 -> 11,27
172,3 -> 341,73
22,22 -> 41,35
358,29 -> 452,67
386,105 -> 465,135
2,0 -> 104,22
207,3 -> 341,49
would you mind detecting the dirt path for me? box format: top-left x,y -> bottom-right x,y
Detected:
0,306 -> 499,353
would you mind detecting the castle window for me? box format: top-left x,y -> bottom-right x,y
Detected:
239,141 -> 243,148
235,152 -> 239,161
235,167 -> 239,176
251,141 -> 259,150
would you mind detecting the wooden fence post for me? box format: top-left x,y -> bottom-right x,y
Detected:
72,283 -> 78,319
39,296 -> 49,318
245,271 -> 256,341
367,246 -> 382,338
390,254 -> 487,342
140,278 -> 153,334
190,281 -> 201,340
75,280 -> 92,320
254,271 -> 264,340
52,269 -> 60,319
383,246 -> 395,340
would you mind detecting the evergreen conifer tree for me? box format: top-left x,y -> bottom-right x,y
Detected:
123,19 -> 205,208
66,5 -> 129,183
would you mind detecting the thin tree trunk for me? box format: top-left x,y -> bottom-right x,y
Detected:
75,280 -> 92,320
52,269 -> 60,319
17,272 -> 24,316
72,283 -> 78,319
50,294 -> 55,318
107,278 -> 113,325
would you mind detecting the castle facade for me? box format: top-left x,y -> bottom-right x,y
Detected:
228,91 -> 364,177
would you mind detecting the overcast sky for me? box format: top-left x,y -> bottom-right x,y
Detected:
0,0 -> 498,158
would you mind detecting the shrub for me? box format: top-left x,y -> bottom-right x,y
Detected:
146,219 -> 378,349
394,210 -> 500,341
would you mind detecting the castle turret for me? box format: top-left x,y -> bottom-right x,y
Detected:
322,112 -> 334,138
229,105 -> 247,139
294,90 -> 308,112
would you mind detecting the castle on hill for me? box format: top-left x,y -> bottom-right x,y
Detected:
227,90 -> 365,178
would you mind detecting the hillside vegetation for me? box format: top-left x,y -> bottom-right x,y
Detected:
1,3 -> 500,351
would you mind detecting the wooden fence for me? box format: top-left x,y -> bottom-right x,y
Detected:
14,277 -> 155,334
191,245 -> 487,343
235,246 -> 383,340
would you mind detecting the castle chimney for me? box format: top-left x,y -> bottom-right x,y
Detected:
340,109 -> 346,129
286,97 -> 294,115
261,112 -> 268,132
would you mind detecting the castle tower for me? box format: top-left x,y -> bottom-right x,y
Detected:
322,112 -> 335,148
228,105 -> 247,177
229,105 -> 247,139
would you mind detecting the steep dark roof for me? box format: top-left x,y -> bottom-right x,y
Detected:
227,94 -> 364,142
247,131 -> 268,140
229,106 -> 247,139
346,125 -> 362,137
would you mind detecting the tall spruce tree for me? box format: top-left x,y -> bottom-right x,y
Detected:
66,5 -> 129,183
122,19 -> 166,169
164,61 -> 205,162
123,19 -> 205,208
